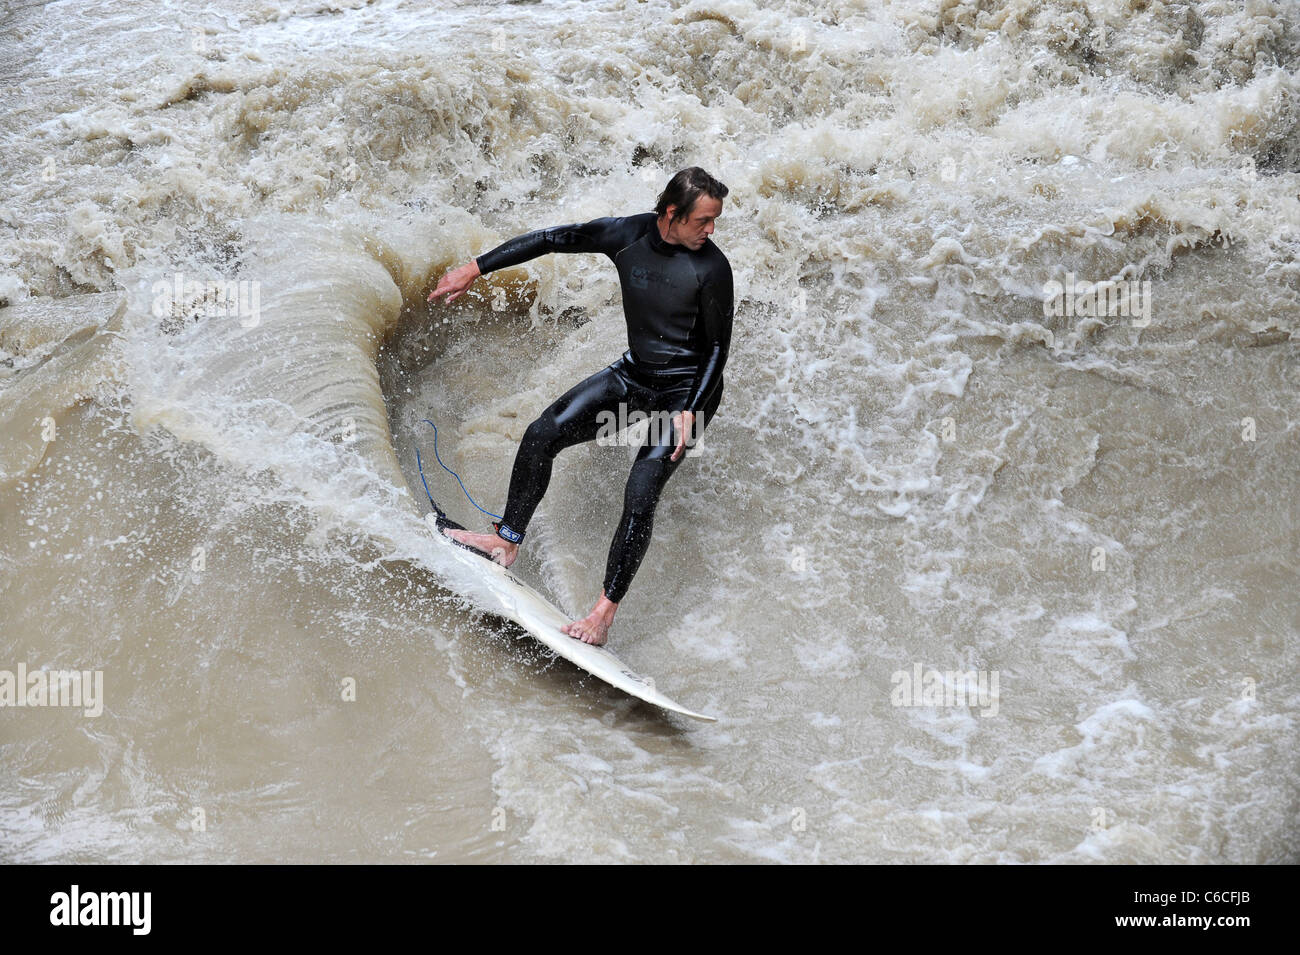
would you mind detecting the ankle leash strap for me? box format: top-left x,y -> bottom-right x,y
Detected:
493,521 -> 523,544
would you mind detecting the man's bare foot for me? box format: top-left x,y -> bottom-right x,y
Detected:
561,593 -> 618,646
442,527 -> 519,568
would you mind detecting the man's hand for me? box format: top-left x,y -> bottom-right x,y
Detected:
428,260 -> 481,304
670,410 -> 696,462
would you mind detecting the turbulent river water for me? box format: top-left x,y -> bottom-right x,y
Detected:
1,0 -> 1297,862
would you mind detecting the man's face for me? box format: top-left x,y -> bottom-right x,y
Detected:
665,196 -> 723,250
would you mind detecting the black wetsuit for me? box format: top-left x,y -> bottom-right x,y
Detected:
474,212 -> 734,603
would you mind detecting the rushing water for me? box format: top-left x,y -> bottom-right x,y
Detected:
1,0 -> 1297,863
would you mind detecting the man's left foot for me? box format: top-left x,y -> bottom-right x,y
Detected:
440,526 -> 518,567
561,595 -> 618,646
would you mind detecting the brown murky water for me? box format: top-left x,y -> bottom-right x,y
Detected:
2,0 -> 1297,862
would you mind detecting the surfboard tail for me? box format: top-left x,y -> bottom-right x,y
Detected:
433,510 -> 464,532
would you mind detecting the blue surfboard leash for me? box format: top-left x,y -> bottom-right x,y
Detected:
415,417 -> 502,521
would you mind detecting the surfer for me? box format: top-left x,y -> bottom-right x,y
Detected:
427,167 -> 734,646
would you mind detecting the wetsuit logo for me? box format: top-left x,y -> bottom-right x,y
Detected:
629,266 -> 672,290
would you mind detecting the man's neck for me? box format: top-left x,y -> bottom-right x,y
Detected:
655,214 -> 681,246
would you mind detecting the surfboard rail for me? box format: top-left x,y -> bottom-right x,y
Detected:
428,512 -> 716,722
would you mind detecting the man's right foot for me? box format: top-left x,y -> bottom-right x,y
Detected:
441,527 -> 519,568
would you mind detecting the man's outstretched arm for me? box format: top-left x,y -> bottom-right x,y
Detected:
428,217 -> 627,304
475,217 -> 627,275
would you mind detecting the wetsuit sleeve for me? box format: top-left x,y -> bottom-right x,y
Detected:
684,255 -> 734,414
475,217 -> 629,275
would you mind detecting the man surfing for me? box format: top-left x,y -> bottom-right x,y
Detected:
427,167 -> 734,647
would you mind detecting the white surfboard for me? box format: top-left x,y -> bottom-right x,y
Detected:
427,513 -> 716,722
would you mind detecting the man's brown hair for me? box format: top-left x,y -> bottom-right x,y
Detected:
655,167 -> 729,223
